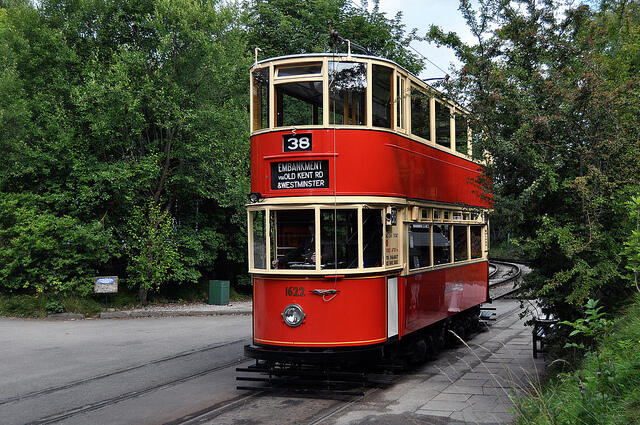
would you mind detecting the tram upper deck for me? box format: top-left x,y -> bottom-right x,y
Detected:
249,53 -> 489,207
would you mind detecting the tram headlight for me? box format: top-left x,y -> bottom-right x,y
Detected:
281,304 -> 305,327
248,192 -> 262,203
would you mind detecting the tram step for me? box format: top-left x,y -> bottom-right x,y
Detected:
236,385 -> 365,397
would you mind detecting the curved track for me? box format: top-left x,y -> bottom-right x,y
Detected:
488,260 -> 523,299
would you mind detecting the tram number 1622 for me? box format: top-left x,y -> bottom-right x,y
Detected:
283,133 -> 312,152
285,286 -> 305,296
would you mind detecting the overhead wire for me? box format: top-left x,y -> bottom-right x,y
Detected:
343,0 -> 450,77
407,44 -> 450,77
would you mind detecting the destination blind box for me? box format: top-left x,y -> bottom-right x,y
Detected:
271,160 -> 329,190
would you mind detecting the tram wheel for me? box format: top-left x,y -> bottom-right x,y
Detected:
411,337 -> 428,364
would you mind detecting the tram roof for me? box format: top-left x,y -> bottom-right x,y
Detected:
252,53 -> 467,113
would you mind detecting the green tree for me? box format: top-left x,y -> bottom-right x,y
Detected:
0,0 -> 251,299
125,200 -> 178,305
246,0 -> 424,74
0,0 -> 433,302
426,0 -> 640,318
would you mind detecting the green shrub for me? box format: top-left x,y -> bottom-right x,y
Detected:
0,295 -> 47,317
515,295 -> 640,424
45,300 -> 64,315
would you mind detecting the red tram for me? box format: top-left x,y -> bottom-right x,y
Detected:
245,52 -> 491,365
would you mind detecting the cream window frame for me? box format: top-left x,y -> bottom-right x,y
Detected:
247,203 -> 394,275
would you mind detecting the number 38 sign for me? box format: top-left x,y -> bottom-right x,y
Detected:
283,133 -> 312,152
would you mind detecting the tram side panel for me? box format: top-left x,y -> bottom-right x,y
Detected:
400,262 -> 488,337
251,129 -> 490,209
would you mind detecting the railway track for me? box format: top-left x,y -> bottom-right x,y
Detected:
6,339 -> 249,425
488,260 -> 523,299
28,357 -> 249,425
1,338 -> 247,408
167,381 -> 377,425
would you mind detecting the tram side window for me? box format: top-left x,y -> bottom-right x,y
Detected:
321,209 -> 358,269
363,209 -> 383,268
270,210 -> 316,269
471,226 -> 483,259
433,224 -> 451,265
455,113 -> 468,155
329,62 -> 367,125
252,68 -> 269,131
252,211 -> 266,269
471,131 -> 483,161
435,101 -> 451,148
409,224 -> 431,270
372,65 -> 393,128
410,88 -> 430,140
276,82 -> 323,127
454,225 -> 468,262
396,76 -> 405,129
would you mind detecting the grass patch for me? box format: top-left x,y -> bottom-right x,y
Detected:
0,295 -> 48,318
0,278 -> 252,318
0,294 -> 103,318
514,294 -> 640,424
230,285 -> 250,302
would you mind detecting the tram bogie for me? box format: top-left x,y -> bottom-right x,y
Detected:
245,52 -> 490,367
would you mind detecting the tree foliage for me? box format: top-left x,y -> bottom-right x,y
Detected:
246,0 -> 424,74
427,0 -> 640,317
0,0 -> 421,300
0,0 -> 251,297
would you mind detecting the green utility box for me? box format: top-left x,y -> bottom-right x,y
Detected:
209,280 -> 229,305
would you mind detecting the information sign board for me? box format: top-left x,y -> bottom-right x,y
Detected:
94,276 -> 118,293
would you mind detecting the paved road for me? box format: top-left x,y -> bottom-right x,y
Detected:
1,298 -> 541,424
0,316 -> 252,424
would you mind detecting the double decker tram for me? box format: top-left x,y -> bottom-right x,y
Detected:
245,52 -> 491,367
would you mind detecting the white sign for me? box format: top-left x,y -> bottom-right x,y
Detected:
94,276 -> 118,293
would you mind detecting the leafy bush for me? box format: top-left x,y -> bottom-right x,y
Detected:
45,300 -> 64,315
560,299 -> 615,351
0,295 -> 48,317
0,194 -> 115,296
515,295 -> 640,425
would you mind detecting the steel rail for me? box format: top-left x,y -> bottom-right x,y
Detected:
488,261 -> 523,299
1,338 -> 248,407
26,356 -> 249,425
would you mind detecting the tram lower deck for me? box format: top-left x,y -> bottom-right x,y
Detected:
251,261 -> 487,349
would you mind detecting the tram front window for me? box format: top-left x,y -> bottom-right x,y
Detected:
270,210 -> 316,269
276,82 -> 323,127
321,209 -> 358,269
252,68 -> 269,131
329,62 -> 367,125
252,210 -> 266,269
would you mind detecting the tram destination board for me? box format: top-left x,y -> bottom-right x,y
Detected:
271,160 -> 329,190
